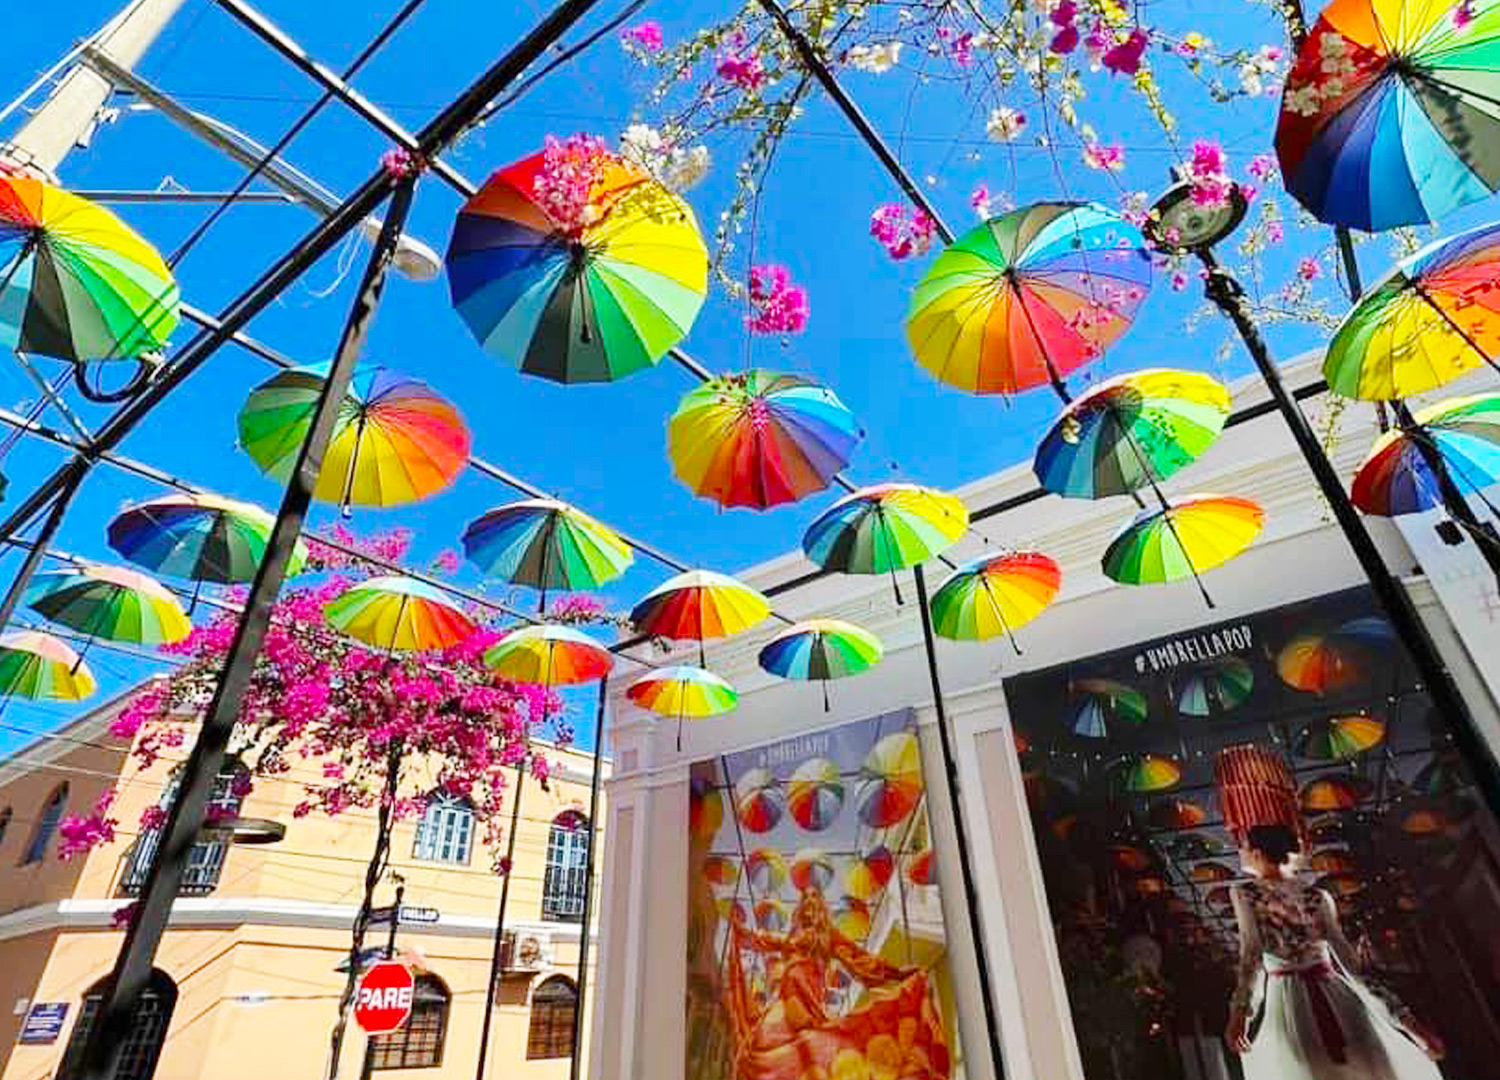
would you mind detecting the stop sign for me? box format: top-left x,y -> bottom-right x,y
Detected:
355,961 -> 414,1034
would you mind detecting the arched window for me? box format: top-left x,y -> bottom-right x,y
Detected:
21,783 -> 68,864
526,976 -> 578,1060
367,974 -> 449,1070
541,811 -> 589,922
412,793 -> 473,864
0,807 -> 12,852
56,968 -> 177,1080
121,760 -> 248,896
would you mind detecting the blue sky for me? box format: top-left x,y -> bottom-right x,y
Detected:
0,1 -> 1491,752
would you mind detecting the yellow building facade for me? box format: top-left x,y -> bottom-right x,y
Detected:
0,685 -> 605,1080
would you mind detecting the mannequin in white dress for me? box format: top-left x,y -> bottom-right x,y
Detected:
1225,824 -> 1444,1079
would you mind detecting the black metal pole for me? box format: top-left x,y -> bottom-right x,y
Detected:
357,877 -> 406,1080
0,469 -> 82,633
1197,252 -> 1500,815
911,563 -> 1008,1080
569,679 -> 609,1080
1391,400 -> 1500,581
474,765 -> 526,1080
77,176 -> 417,1080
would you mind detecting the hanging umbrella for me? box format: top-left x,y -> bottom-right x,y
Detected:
690,776 -> 724,841
802,483 -> 968,603
1109,844 -> 1153,873
1034,369 -> 1230,499
0,173 -> 179,361
1277,617 -> 1394,693
745,848 -> 788,892
907,848 -> 935,886
626,665 -> 737,749
906,202 -> 1153,397
754,898 -> 789,931
462,498 -> 633,607
0,630 -> 96,702
1191,861 -> 1234,885
1400,803 -> 1453,835
832,898 -> 871,941
842,845 -> 895,901
446,149 -> 707,384
1324,221 -> 1500,400
238,365 -> 471,515
629,569 -> 769,666
733,767 -> 785,833
1275,0 -> 1500,232
855,731 -> 924,827
1308,849 -> 1356,875
1101,494 -> 1265,608
702,855 -> 739,888
1352,393 -> 1500,515
25,565 -> 190,647
757,619 -> 883,712
786,757 -> 844,832
1111,754 -> 1182,794
1148,799 -> 1207,830
1295,716 -> 1387,761
325,576 -> 477,651
929,550 -> 1061,653
667,369 -> 861,509
483,624 -> 613,685
1300,775 -> 1374,812
107,493 -> 308,586
1070,677 -> 1148,738
1174,657 -> 1254,717
790,848 -> 836,893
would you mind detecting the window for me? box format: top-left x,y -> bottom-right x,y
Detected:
21,783 -> 68,864
121,761 -> 247,896
412,793 -> 473,864
542,811 -> 589,922
526,976 -> 578,1060
0,807 -> 11,852
56,969 -> 177,1080
368,975 -> 448,1070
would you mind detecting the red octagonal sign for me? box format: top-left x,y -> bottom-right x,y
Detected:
355,961 -> 414,1034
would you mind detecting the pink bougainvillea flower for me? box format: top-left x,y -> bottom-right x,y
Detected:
1051,24 -> 1080,54
869,203 -> 937,260
1297,256 -> 1322,282
1102,28 -> 1149,75
533,133 -> 613,234
746,264 -> 809,334
1083,142 -> 1126,172
1247,153 -> 1277,183
1267,222 -> 1285,244
1185,139 -> 1232,208
621,20 -> 663,51
716,36 -> 766,92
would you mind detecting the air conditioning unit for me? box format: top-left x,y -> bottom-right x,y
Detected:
500,930 -> 551,972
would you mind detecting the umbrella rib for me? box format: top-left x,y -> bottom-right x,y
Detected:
978,575 -> 1021,657
1411,281 -> 1500,377
1010,272 -> 1072,404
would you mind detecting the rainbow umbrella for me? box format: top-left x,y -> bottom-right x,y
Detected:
734,767 -> 785,833
108,494 -> 307,586
1070,677 -> 1148,738
626,665 -> 737,749
25,565 -> 190,646
629,569 -> 769,667
786,757 -> 844,832
0,173 -> 179,361
754,898 -> 789,931
757,619 -> 883,712
1300,775 -> 1374,812
1352,393 -> 1500,515
929,550 -> 1060,654
1325,222 -> 1500,400
1174,657 -> 1255,717
483,624 -> 613,686
907,848 -> 935,886
802,483 -> 968,603
690,776 -> 724,841
790,848 -> 835,893
1191,861 -> 1234,885
325,576 -> 477,651
703,855 -> 739,888
239,365 -> 470,515
842,845 -> 895,901
1034,369 -> 1230,499
667,370 -> 861,510
1277,617 -> 1394,693
462,498 -> 632,606
0,630 -> 96,702
855,732 -> 923,828
1295,716 -> 1387,761
745,848 -> 788,892
832,898 -> 871,941
1111,754 -> 1182,794
1275,0 -> 1500,232
907,202 -> 1152,398
1101,494 -> 1265,608
1148,799 -> 1207,830
446,149 -> 707,384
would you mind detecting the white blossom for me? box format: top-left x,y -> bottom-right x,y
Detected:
847,42 -> 902,73
986,105 -> 1028,141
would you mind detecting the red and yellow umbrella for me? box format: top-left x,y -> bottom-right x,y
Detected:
734,767 -> 785,833
703,855 -> 739,888
790,848 -> 835,893
1301,775 -> 1374,812
855,732 -> 924,828
690,777 -> 723,842
842,845 -> 895,901
907,848 -> 935,886
1295,716 -> 1386,761
786,757 -> 844,832
745,848 -> 788,892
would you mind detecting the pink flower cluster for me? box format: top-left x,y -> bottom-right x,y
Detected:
303,524 -> 413,574
533,133 -> 613,234
57,791 -> 117,861
869,203 -> 937,260
717,33 -> 766,92
1083,142 -> 1126,172
746,264 -> 809,335
620,20 -> 663,52
1049,2 -> 1080,54
936,27 -> 975,68
1101,29 -> 1149,75
1186,140 -> 1232,208
430,549 -> 462,575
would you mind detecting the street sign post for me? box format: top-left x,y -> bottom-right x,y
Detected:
353,961 -> 413,1035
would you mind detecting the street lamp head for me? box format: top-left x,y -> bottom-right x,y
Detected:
201,816 -> 287,845
1144,179 -> 1249,255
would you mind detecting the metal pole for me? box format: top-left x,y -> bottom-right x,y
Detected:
77,175 -> 418,1080
569,679 -> 609,1080
1197,252 -> 1500,816
1391,400 -> 1500,581
911,563 -> 1008,1080
357,877 -> 406,1080
474,766 -> 527,1080
0,469 -> 83,633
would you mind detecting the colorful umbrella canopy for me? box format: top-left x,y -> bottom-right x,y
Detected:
0,630 -> 96,701
238,365 -> 471,512
1070,677 -> 1148,738
690,777 -> 723,841
832,898 -> 871,941
325,576 -> 477,651
790,848 -> 836,893
626,665 -> 737,748
482,624 -> 613,685
745,848 -> 788,892
757,620 -> 883,711
842,846 -> 895,901
802,483 -> 968,585
1034,369 -> 1230,499
1295,716 -> 1387,761
0,174 -> 179,361
629,569 -> 769,651
928,550 -> 1061,649
907,202 -> 1152,396
108,493 -> 308,584
1275,0 -> 1500,232
907,848 -> 935,886
786,757 -> 844,832
25,565 -> 190,645
1101,495 -> 1265,603
734,767 -> 785,833
1300,775 -> 1374,812
855,732 -> 923,828
667,370 -> 861,510
1400,804 -> 1452,835
446,150 -> 707,384
462,498 -> 633,595
1352,394 -> 1500,515
1148,799 -> 1207,830
1174,658 -> 1255,717
702,855 -> 739,888
1277,617 -> 1394,693
1324,222 -> 1500,400
1111,754 -> 1182,793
